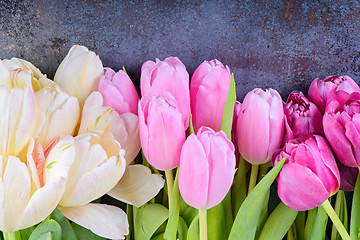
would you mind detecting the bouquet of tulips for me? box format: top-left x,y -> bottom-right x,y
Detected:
0,45 -> 359,240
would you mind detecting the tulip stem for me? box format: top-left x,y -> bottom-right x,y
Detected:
3,232 -> 20,240
321,199 -> 351,240
165,170 -> 174,205
258,165 -> 269,182
199,208 -> 207,240
248,164 -> 259,194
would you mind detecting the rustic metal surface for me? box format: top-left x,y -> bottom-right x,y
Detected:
1,0 -> 360,101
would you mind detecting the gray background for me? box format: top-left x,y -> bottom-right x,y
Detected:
1,0 -> 360,101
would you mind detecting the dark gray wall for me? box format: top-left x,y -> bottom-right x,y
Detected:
1,0 -> 360,101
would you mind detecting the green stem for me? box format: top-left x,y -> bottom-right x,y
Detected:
3,232 -> 20,240
258,165 -> 269,182
248,164 -> 259,194
287,224 -> 295,240
199,209 -> 207,240
321,199 -> 351,240
165,170 -> 174,204
331,191 -> 344,240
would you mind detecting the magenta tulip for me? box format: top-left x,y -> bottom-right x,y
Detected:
337,161 -> 358,191
179,127 -> 236,209
236,88 -> 284,164
98,68 -> 139,115
140,57 -> 190,128
323,91 -> 360,167
283,91 -> 323,144
308,75 -> 360,114
190,59 -> 231,132
138,96 -> 186,171
273,135 -> 340,211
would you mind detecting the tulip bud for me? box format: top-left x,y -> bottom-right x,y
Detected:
283,91 -> 323,144
140,57 -> 190,128
308,75 -> 360,114
323,91 -> 360,167
54,45 -> 103,107
337,161 -> 358,191
236,88 -> 284,164
138,96 -> 186,171
273,135 -> 340,211
179,127 -> 236,209
190,59 -> 231,132
98,67 -> 139,115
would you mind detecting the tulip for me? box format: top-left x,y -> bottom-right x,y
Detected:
283,91 -> 323,144
273,134 -> 340,211
308,75 -> 360,114
0,135 -> 75,232
79,92 -> 140,165
54,45 -> 103,107
98,67 -> 139,115
178,126 -> 236,209
190,59 -> 231,132
337,161 -> 358,191
236,88 -> 284,164
323,91 -> 360,167
138,96 -> 186,171
140,57 -> 190,128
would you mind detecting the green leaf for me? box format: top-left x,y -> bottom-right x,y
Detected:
255,190 -> 270,239
350,172 -> 360,240
310,204 -> 328,240
258,202 -> 298,240
50,208 -> 77,240
305,208 -> 317,240
29,220 -> 61,240
332,191 -> 347,240
182,205 -> 198,227
20,226 -> 36,240
294,211 -> 306,240
126,204 -> 134,240
220,73 -> 236,139
177,216 -> 188,240
151,233 -> 165,240
228,158 -> 285,240
189,115 -> 195,135
71,223 -> 105,240
135,203 -> 169,240
164,168 -> 180,240
207,203 -> 226,240
232,156 -> 247,217
187,215 -> 199,240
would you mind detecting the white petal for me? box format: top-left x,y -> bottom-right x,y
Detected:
59,203 -> 129,239
108,165 -> 164,207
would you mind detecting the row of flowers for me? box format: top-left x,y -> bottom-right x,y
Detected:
1,44 -> 360,240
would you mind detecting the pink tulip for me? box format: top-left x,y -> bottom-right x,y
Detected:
283,91 -> 323,144
179,127 -> 236,209
138,96 -> 186,170
98,67 -> 139,115
190,59 -> 231,132
236,88 -> 284,164
308,75 -> 360,114
140,57 -> 190,128
273,135 -> 340,211
337,161 -> 358,191
323,91 -> 360,167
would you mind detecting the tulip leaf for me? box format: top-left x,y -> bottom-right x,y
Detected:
178,216 -> 188,240
182,205 -> 198,227
151,233 -> 165,240
332,191 -> 347,240
29,220 -> 61,240
187,215 -> 199,240
189,115 -> 195,135
258,201 -> 298,240
220,73 -> 236,140
304,208 -> 317,240
20,226 -> 36,240
350,172 -> 360,240
255,189 -> 270,239
294,211 -> 306,240
232,156 -> 247,217
135,203 -> 169,240
164,168 -> 180,240
71,223 -> 105,240
207,202 -> 227,240
228,158 -> 285,240
50,208 -> 77,240
126,204 -> 134,240
310,203 -> 328,240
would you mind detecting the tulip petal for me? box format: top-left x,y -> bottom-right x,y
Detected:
108,165 -> 164,207
3,157 -> 31,232
59,204 -> 128,239
277,163 -> 329,211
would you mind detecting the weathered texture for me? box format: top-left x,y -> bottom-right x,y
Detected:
1,0 -> 360,101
